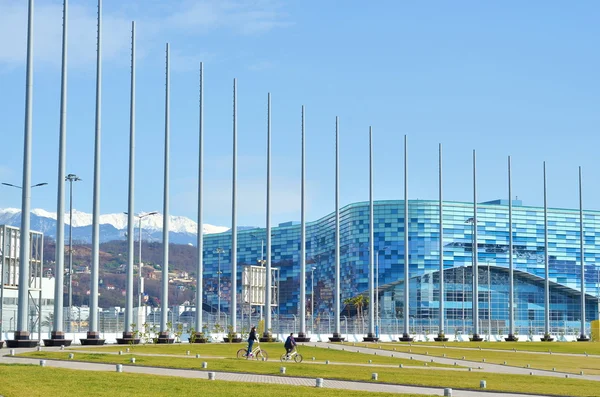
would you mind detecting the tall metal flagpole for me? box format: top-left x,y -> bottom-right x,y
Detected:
507,156 -> 516,341
298,106 -> 307,340
231,79 -> 238,336
11,0 -> 35,348
82,0 -> 104,345
578,167 -> 589,341
400,135 -> 413,341
263,93 -> 272,340
49,0 -> 68,345
471,150 -> 482,341
330,117 -> 343,342
122,21 -> 136,342
194,62 -> 204,341
158,43 -> 172,343
542,162 -> 553,341
365,127 -> 376,341
437,143 -> 445,340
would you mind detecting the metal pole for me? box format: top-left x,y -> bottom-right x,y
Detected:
15,0 -> 36,342
333,117 -> 341,340
0,226 -> 5,339
88,0 -> 102,339
53,0 -> 68,339
543,162 -> 550,338
438,143 -> 444,338
472,150 -> 480,340
217,249 -> 222,324
579,167 -> 587,340
300,105 -> 306,338
401,135 -> 411,340
508,156 -> 515,340
311,268 -> 315,334
368,127 -> 375,339
231,78 -> 238,335
195,62 -> 204,336
138,217 -> 142,308
376,253 -> 379,333
488,261 -> 491,340
462,264 -> 465,333
124,21 -> 136,336
68,178 -> 75,332
264,93 -> 272,339
160,43 -> 170,338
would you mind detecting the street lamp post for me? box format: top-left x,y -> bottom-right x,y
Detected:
135,212 -> 158,308
66,174 -> 81,332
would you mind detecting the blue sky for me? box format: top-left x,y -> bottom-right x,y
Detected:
1,0 -> 599,228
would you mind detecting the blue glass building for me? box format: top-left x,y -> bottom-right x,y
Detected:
201,199 -> 599,335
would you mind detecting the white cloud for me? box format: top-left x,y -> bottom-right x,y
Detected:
0,0 -> 290,70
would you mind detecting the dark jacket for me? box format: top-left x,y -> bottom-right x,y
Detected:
285,335 -> 296,349
249,329 -> 257,342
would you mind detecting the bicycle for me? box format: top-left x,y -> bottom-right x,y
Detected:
280,348 -> 303,363
237,342 -> 268,361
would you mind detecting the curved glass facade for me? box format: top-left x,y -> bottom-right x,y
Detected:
201,199 -> 600,334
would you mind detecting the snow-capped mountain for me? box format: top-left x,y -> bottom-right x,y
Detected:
0,208 -> 230,244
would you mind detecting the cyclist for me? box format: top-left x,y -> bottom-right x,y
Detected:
284,332 -> 297,358
247,326 -> 258,359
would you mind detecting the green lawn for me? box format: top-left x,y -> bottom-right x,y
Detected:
0,364 -> 433,397
16,351 -> 600,397
66,343 -> 453,367
352,342 -> 600,375
396,341 -> 600,355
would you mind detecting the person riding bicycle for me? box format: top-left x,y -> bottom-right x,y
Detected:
247,326 -> 258,359
284,333 -> 297,358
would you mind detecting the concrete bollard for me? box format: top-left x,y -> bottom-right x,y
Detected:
368,360 -> 372,364
462,356 -> 465,360
526,364 -> 530,368
530,372 -> 533,375
424,363 -> 428,367
10,349 -> 15,356
312,357 -> 315,361
391,354 -> 394,357
503,361 -> 506,365
444,388 -> 452,397
443,354 -> 446,357
372,373 -> 378,380
118,351 -> 123,355
208,372 -> 215,380
280,367 -> 286,374
186,351 -> 190,356
468,368 -> 472,372
196,354 -> 200,359
410,356 -> 413,360
580,371 -> 584,376
399,364 -> 403,368
374,352 -> 377,356
565,374 -> 569,378
480,380 -> 486,389
552,368 -> 556,372
69,353 -> 74,359
39,360 -> 46,367
130,358 -> 136,364
426,352 -> 429,355
126,348 -> 130,353
116,364 -> 123,373
431,359 -> 434,363
482,358 -> 485,362
202,362 -> 208,369
316,378 -> 324,388
393,348 -> 396,351
60,345 -> 65,350
325,360 -> 330,364
342,348 -> 344,351
454,362 -> 457,366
